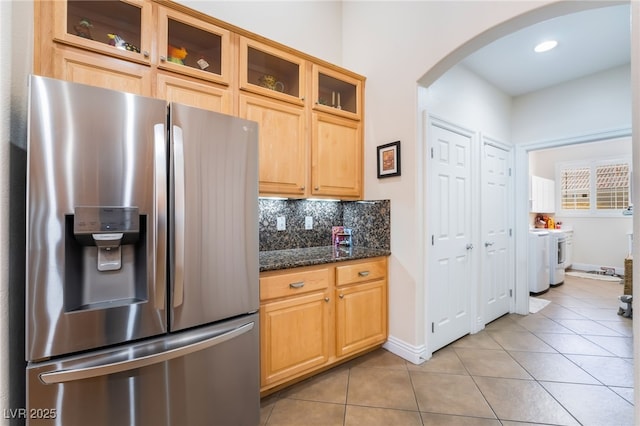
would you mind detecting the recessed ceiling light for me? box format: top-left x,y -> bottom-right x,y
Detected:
534,40 -> 558,53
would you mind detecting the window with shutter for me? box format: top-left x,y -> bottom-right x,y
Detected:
557,159 -> 631,216
596,163 -> 630,210
560,167 -> 590,210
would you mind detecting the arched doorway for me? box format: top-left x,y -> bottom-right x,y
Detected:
417,8 -> 637,413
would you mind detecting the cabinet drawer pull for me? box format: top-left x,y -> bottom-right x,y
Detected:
289,281 -> 305,289
358,271 -> 370,277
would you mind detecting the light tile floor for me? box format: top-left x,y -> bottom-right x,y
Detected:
260,274 -> 634,425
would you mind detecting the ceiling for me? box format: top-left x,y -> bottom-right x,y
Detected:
460,4 -> 631,97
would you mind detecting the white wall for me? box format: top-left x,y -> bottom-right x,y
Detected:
425,64 -> 512,142
522,65 -> 632,272
513,65 -> 631,144
177,1 -> 343,66
530,138 -> 632,270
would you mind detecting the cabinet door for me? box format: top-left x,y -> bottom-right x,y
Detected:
311,113 -> 362,199
312,64 -> 362,120
53,0 -> 152,65
335,280 -> 387,357
260,291 -> 331,387
156,6 -> 232,85
157,73 -> 233,114
239,37 -> 306,107
240,94 -> 307,197
53,46 -> 152,96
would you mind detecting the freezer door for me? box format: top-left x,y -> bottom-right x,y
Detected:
27,314 -> 259,426
169,104 -> 259,331
26,76 -> 168,361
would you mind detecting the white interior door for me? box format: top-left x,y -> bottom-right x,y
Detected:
428,120 -> 473,352
481,139 -> 512,324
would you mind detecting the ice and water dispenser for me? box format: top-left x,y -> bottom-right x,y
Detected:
59,202 -> 147,312
64,207 -> 148,311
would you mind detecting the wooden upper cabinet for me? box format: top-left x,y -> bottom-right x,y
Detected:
240,94 -> 307,197
54,46 -> 152,96
311,113 -> 362,199
156,6 -> 232,85
312,64 -> 362,121
239,37 -> 306,107
157,73 -> 233,114
53,0 -> 153,65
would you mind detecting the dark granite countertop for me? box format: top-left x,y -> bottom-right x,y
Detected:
259,246 -> 391,272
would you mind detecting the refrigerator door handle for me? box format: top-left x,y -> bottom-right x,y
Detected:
39,322 -> 255,385
154,123 -> 167,310
172,125 -> 185,308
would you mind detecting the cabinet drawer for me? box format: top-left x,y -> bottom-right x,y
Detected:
260,268 -> 329,301
336,258 -> 386,286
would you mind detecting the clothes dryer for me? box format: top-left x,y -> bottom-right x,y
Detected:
529,231 -> 550,294
548,230 -> 566,286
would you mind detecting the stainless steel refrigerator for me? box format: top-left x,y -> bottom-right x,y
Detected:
25,75 -> 259,426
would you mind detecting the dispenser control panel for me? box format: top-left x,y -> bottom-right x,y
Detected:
75,206 -> 139,232
74,207 -> 140,245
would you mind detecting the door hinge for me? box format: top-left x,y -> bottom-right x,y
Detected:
509,168 -> 512,176
509,228 -> 512,237
431,235 -> 435,246
430,147 -> 434,159
509,289 -> 513,297
432,322 -> 435,333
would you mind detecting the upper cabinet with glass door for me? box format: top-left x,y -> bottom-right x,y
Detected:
54,0 -> 153,65
312,64 -> 362,120
156,7 -> 232,85
239,37 -> 306,107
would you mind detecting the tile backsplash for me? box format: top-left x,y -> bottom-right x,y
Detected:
259,199 -> 390,251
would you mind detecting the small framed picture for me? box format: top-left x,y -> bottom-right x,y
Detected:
377,141 -> 401,178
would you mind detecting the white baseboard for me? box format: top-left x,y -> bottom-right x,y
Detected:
571,262 -> 624,276
383,335 -> 428,365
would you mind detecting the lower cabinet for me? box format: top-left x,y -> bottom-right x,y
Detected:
259,257 -> 388,394
335,280 -> 387,357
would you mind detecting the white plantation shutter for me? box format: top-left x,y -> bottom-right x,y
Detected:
596,163 -> 630,209
560,167 -> 590,210
558,159 -> 631,215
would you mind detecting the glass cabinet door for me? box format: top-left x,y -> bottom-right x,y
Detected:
156,7 -> 231,85
240,37 -> 306,106
312,65 -> 362,120
54,0 -> 152,64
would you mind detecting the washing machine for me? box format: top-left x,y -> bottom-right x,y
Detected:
548,230 -> 566,286
529,230 -> 550,294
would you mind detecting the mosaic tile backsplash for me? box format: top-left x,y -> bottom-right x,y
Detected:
259,199 -> 390,251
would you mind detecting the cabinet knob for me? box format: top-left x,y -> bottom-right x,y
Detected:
314,186 -> 319,191
339,294 -> 344,299
143,51 -> 149,58
300,186 -> 305,191
324,297 -> 330,302
160,55 -> 167,62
